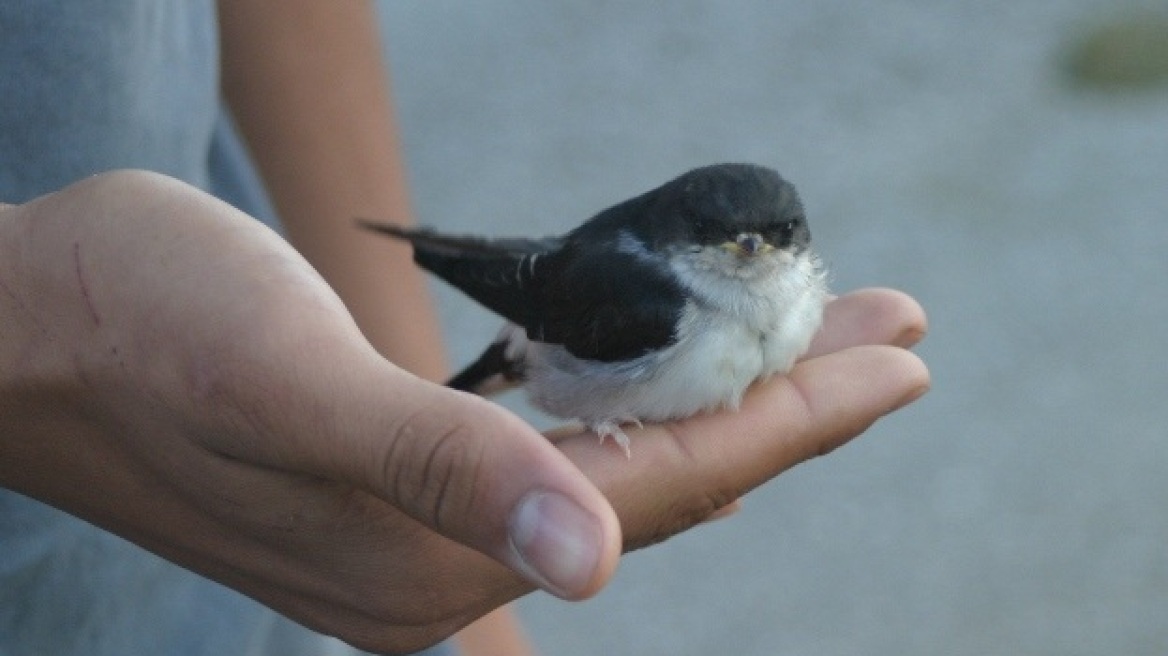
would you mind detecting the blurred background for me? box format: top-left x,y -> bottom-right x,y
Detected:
377,2 -> 1168,654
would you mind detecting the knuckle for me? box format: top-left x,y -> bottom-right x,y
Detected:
380,411 -> 487,536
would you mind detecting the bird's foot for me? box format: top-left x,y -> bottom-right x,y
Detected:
589,418 -> 643,459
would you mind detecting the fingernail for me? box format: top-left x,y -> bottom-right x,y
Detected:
703,499 -> 743,523
508,490 -> 603,598
893,382 -> 930,412
894,325 -> 928,348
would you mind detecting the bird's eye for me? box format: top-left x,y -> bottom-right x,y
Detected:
765,221 -> 793,245
692,219 -> 718,241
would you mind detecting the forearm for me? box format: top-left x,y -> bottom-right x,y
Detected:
218,0 -> 447,380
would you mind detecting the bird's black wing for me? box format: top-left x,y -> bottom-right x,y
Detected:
532,243 -> 686,363
357,220 -> 560,325
446,339 -> 525,393
358,219 -> 686,364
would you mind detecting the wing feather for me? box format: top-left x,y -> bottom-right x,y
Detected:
359,219 -> 685,364
357,219 -> 559,325
533,244 -> 684,362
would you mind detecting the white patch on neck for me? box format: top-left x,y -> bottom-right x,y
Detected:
614,230 -> 658,263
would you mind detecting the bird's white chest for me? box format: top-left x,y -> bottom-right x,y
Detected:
524,253 -> 826,424
645,274 -> 823,413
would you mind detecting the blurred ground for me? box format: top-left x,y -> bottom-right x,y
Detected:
378,2 -> 1168,654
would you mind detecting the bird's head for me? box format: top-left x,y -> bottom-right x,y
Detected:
649,164 -> 811,280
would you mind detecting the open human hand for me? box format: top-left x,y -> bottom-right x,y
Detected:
0,171 -> 927,654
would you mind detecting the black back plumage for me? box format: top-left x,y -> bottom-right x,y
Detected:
357,163 -> 798,368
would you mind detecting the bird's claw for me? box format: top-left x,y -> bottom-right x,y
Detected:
590,418 -> 643,459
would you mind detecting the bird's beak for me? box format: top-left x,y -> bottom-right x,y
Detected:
721,233 -> 772,257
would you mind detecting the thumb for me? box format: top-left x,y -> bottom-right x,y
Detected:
303,361 -> 622,600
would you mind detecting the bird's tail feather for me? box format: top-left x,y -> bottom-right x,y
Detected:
447,340 -> 525,396
356,219 -> 551,256
357,218 -> 556,326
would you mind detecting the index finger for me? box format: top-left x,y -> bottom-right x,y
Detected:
561,345 -> 929,551
805,288 -> 928,359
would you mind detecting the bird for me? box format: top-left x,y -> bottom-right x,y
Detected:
358,163 -> 829,457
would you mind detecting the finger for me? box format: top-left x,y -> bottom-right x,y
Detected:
704,499 -> 743,523
805,288 -> 928,358
299,361 -> 623,601
560,345 -> 929,551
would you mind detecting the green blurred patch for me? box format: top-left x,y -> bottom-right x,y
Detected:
1063,15 -> 1168,90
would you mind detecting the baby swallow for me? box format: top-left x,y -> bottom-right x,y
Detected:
359,163 -> 828,456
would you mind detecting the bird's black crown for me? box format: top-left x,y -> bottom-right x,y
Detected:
577,163 -> 809,252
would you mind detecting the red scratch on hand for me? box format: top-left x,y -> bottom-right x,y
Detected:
73,242 -> 101,327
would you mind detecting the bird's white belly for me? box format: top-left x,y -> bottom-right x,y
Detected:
524,291 -> 823,425
623,316 -> 769,422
